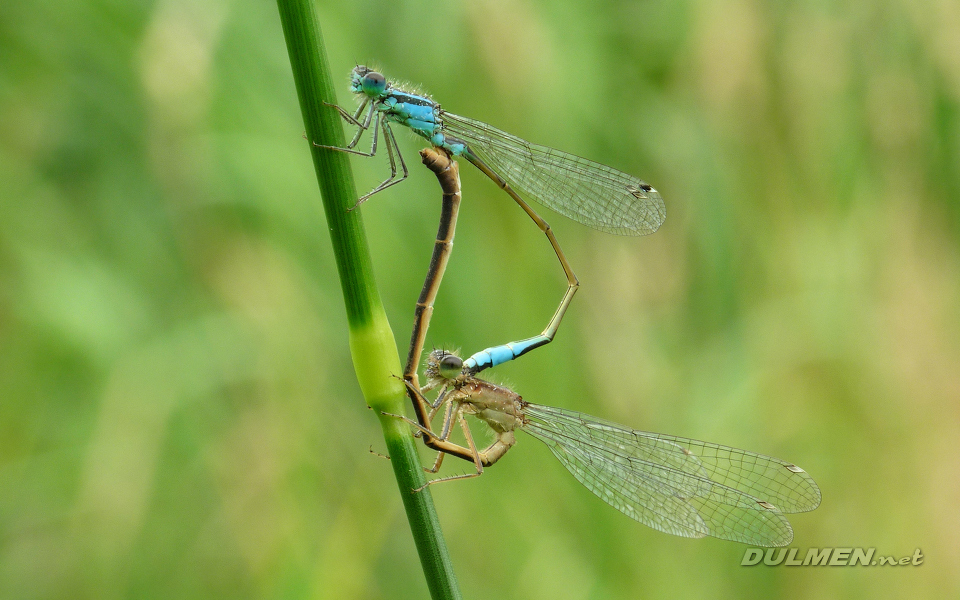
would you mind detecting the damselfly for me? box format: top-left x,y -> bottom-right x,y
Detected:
395,349 -> 821,547
318,66 -> 665,374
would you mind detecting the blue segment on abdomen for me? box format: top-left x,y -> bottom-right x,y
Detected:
463,336 -> 549,372
440,136 -> 467,155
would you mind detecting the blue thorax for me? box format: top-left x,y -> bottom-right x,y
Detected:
350,65 -> 467,155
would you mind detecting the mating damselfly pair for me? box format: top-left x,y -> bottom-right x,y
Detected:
320,66 -> 820,546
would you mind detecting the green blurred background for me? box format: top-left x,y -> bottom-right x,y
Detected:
2,0 -> 958,597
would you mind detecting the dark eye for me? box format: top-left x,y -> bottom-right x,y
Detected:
436,353 -> 463,379
365,72 -> 384,86
440,355 -> 463,370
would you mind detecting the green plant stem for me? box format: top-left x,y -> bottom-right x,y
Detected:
274,2 -> 461,598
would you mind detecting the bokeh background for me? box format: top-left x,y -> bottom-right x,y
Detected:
2,0 -> 958,597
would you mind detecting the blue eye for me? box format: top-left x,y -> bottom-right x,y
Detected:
361,72 -> 386,96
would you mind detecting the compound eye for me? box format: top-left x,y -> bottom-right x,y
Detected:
438,354 -> 463,379
361,71 -> 386,96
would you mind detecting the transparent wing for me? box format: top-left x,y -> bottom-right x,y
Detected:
441,112 -> 665,236
521,403 -> 821,546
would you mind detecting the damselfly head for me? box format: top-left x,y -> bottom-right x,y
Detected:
350,66 -> 387,98
425,349 -> 464,383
